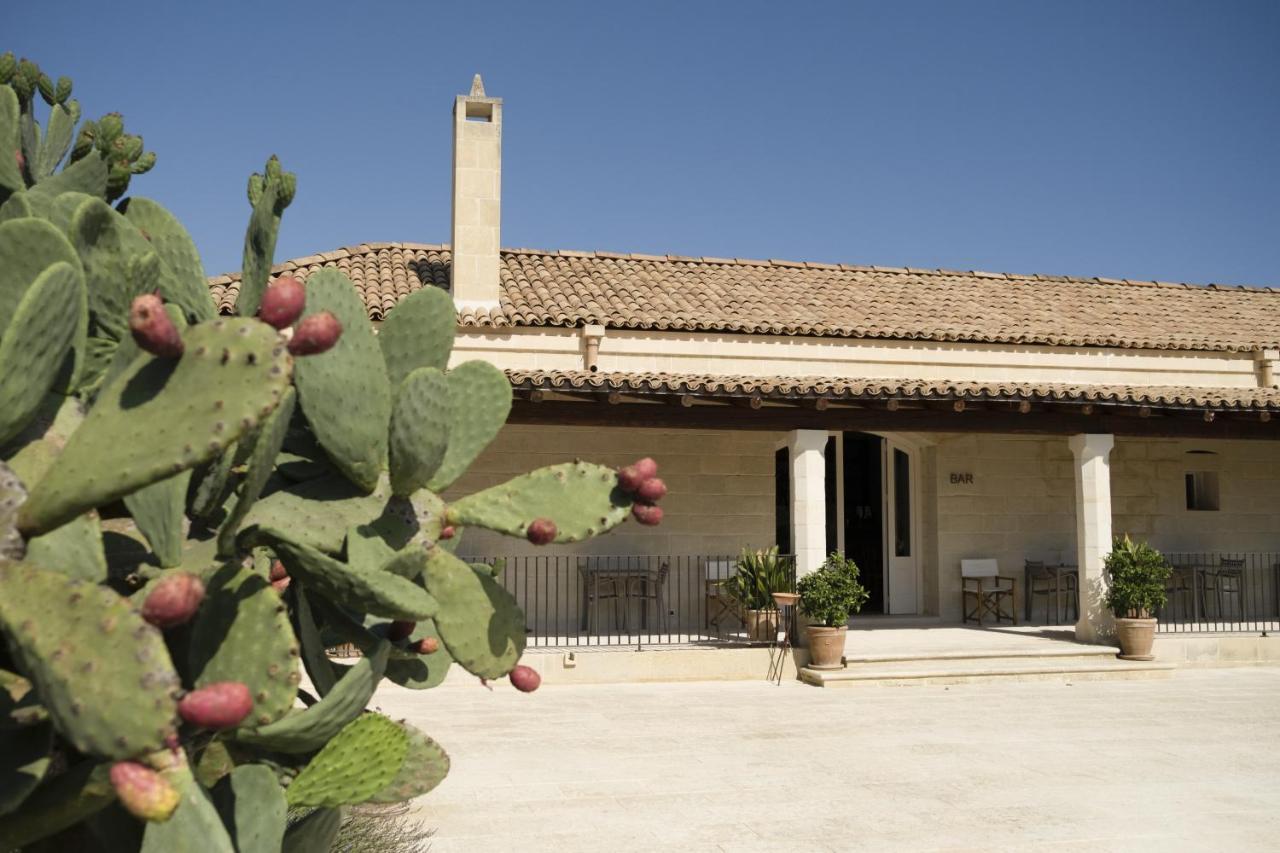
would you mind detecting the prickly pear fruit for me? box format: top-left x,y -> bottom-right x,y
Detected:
141,572 -> 205,629
258,276 -> 306,329
110,761 -> 179,822
633,457 -> 658,480
632,503 -> 663,526
413,636 -> 439,655
440,525 -> 456,540
388,620 -> 415,641
129,293 -> 184,358
14,149 -> 23,172
509,665 -> 541,692
526,518 -> 557,545
177,682 -> 253,730
617,458 -> 659,493
268,560 -> 290,593
636,478 -> 667,502
288,311 -> 342,356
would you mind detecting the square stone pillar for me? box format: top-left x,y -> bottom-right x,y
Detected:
788,430 -> 828,578
1069,433 -> 1115,642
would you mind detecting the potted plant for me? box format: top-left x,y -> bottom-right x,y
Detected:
796,552 -> 869,669
1104,535 -> 1171,660
721,547 -> 792,641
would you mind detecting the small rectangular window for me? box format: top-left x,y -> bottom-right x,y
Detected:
774,448 -> 791,553
1185,471 -> 1220,511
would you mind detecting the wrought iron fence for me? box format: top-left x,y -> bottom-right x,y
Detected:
461,553 -> 798,649
1155,552 -> 1280,634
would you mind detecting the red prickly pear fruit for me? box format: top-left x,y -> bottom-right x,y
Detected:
14,149 -> 23,171
140,572 -> 205,629
617,465 -> 645,493
268,560 -> 288,582
129,293 -> 184,358
636,477 -> 667,502
509,665 -> 541,692
413,636 -> 439,655
258,276 -> 306,329
287,311 -> 342,356
387,620 -> 416,641
177,682 -> 253,730
632,503 -> 663,526
633,457 -> 658,481
526,518 -> 557,545
109,761 -> 179,822
439,525 -> 456,540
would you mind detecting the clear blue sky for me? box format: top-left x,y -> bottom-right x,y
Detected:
13,0 -> 1279,285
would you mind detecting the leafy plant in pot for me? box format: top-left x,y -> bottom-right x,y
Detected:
721,547 -> 792,641
1104,535 -> 1171,660
796,553 -> 869,669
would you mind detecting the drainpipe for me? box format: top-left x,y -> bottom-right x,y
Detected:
1255,349 -> 1279,388
582,324 -> 606,372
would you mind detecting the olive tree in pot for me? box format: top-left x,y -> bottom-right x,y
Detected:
1104,535 -> 1171,660
796,553 -> 869,670
722,547 -> 792,641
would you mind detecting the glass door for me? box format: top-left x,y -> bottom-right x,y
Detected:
884,442 -> 919,614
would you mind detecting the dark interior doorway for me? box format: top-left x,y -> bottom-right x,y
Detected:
842,433 -> 884,613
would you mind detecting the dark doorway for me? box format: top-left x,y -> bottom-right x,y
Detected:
842,433 -> 884,613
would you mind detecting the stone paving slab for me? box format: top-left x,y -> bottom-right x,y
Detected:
373,668 -> 1280,852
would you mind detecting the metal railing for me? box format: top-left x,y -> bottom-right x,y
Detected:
462,554 -> 797,649
1156,552 -> 1280,634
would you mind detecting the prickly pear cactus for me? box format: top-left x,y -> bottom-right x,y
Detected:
0,55 -> 669,853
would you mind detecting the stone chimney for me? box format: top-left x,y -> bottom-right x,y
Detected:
450,74 -> 502,311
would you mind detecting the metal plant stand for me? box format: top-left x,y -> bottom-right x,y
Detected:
768,592 -> 800,685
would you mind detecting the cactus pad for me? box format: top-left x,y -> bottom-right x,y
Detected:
188,564 -> 300,728
378,285 -> 456,388
0,460 -> 25,561
0,563 -> 179,758
448,461 -> 632,542
428,360 -> 512,491
383,617 -> 453,690
211,764 -> 286,853
0,87 -> 21,194
24,511 -> 108,582
235,641 -> 388,753
285,713 -> 409,808
249,527 -> 438,621
217,386 -> 295,557
140,761 -> 234,853
0,759 -> 115,851
0,217 -> 80,344
68,197 -> 155,342
18,318 -> 293,536
119,197 -> 215,324
366,723 -> 449,803
0,719 -> 53,816
240,474 -> 391,555
123,471 -> 192,568
281,806 -> 341,853
388,367 -> 451,496
423,548 -> 525,679
235,166 -> 283,318
291,269 -> 391,492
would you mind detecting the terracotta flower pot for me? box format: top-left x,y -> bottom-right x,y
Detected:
744,609 -> 778,642
1115,616 -> 1157,661
806,625 -> 846,670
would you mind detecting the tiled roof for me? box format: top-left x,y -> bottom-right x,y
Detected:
506,369 -> 1280,412
207,242 -> 1280,352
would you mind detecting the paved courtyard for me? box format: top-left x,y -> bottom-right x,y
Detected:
373,668 -> 1280,852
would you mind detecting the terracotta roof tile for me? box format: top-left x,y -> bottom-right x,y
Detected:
207,243 -> 1280,352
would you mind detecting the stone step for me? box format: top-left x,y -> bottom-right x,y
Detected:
841,644 -> 1120,665
800,654 -> 1175,687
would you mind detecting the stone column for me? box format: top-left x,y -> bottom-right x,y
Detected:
789,430 -> 828,578
1069,433 -> 1115,642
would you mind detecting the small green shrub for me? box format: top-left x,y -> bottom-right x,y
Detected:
721,546 -> 792,611
797,552 -> 869,627
1104,535 -> 1171,618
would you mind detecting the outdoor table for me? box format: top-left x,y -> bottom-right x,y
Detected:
578,565 -> 659,631
1024,563 -> 1078,624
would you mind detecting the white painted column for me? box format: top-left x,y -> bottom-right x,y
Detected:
789,430 -> 828,578
1069,433 -> 1115,642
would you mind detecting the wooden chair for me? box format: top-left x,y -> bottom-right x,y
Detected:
1025,559 -> 1077,623
962,559 -> 1017,625
621,562 -> 670,634
1203,557 -> 1245,620
704,559 -> 739,631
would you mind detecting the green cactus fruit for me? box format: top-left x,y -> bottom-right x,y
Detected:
211,764 -> 286,853
0,717 -> 53,817
188,564 -> 300,729
235,641 -> 389,753
95,112 -> 123,146
0,461 -> 25,561
378,284 -> 457,388
0,87 -> 20,193
246,173 -> 264,207
69,123 -> 94,163
24,510 -> 108,583
281,806 -> 341,853
53,76 -> 71,104
122,134 -> 144,160
240,474 -> 391,555
285,713 -> 410,808
0,564 -> 180,758
139,759 -> 234,853
388,367 -> 450,496
0,759 -> 115,850
119,197 -> 217,323
10,66 -> 32,103
383,617 -> 453,690
123,470 -> 193,569
34,102 -> 75,180
447,461 -> 633,542
217,386 -> 295,558
0,53 -> 14,84
18,318 -> 292,537
292,268 -> 391,492
35,73 -> 54,106
110,761 -> 179,822
248,527 -> 439,621
131,150 -> 156,174
427,360 -> 512,491
423,547 -> 525,679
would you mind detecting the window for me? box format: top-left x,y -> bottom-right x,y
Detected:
774,447 -> 791,553
1185,471 -> 1219,511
